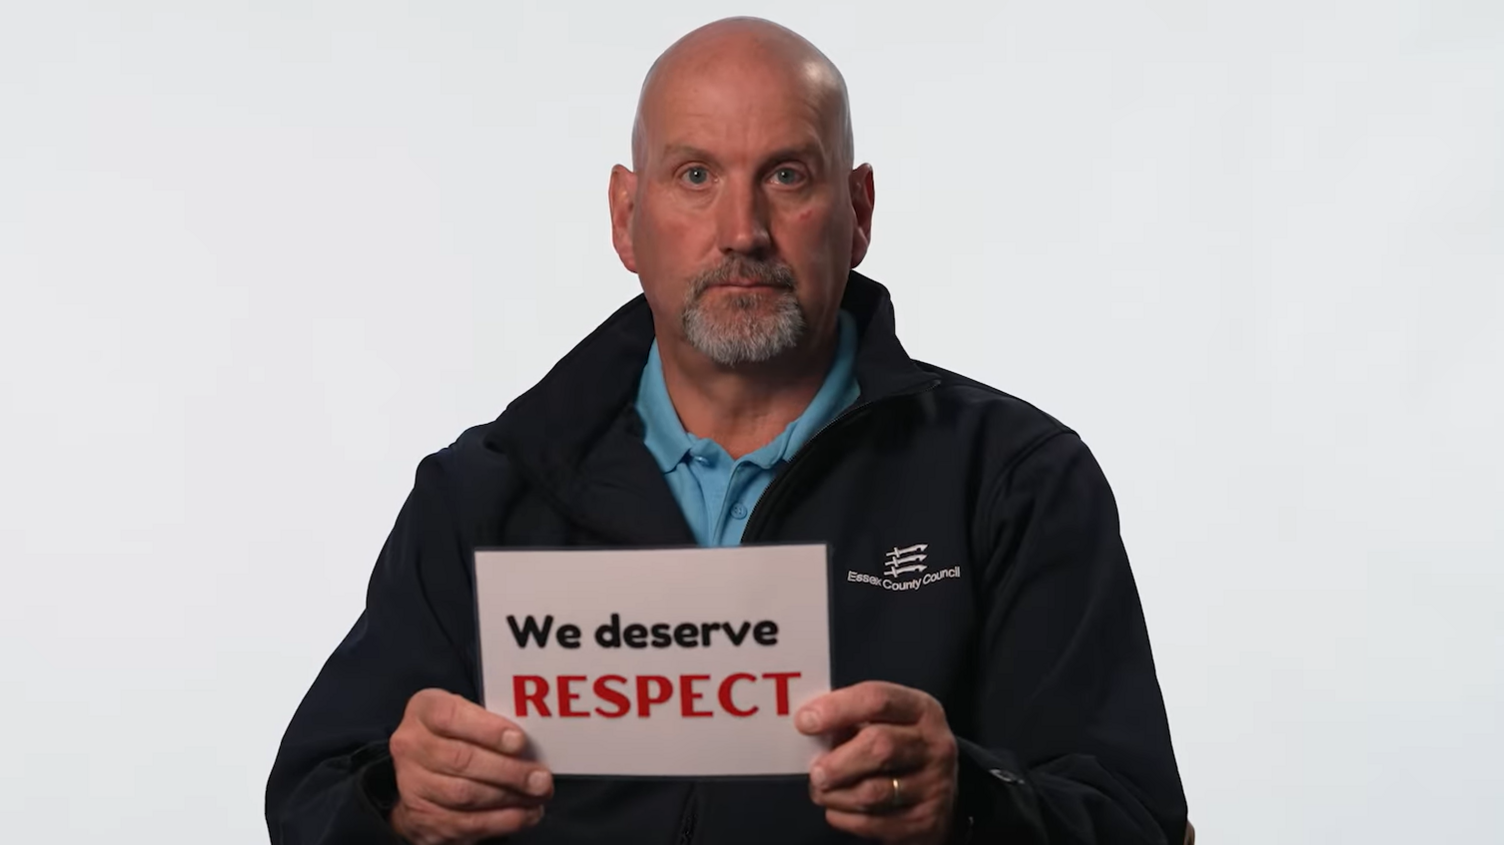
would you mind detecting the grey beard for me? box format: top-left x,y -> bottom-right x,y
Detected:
679,259 -> 808,366
682,288 -> 807,366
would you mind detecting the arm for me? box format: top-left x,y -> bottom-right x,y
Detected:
955,431 -> 1188,844
264,453 -> 480,843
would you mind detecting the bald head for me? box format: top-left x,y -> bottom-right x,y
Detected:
631,17 -> 853,172
607,18 -> 875,372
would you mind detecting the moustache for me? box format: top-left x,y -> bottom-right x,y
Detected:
687,260 -> 797,297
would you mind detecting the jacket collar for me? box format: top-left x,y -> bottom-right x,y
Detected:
482,271 -> 936,543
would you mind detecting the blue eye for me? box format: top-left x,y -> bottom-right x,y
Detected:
682,167 -> 710,185
772,167 -> 803,185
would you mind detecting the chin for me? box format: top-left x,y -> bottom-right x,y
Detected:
684,300 -> 807,367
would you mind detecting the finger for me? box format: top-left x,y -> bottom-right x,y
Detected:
796,681 -> 926,735
411,736 -> 554,798
823,808 -> 880,840
413,689 -> 527,755
452,805 -> 546,840
396,797 -> 545,841
811,724 -> 927,790
813,772 -> 919,815
407,770 -> 545,813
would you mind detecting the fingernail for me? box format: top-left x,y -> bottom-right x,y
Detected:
797,710 -> 819,732
501,730 -> 524,754
810,766 -> 828,789
526,769 -> 552,796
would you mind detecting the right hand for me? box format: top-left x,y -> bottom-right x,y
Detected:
388,689 -> 554,845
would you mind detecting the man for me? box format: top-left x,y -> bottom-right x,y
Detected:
266,16 -> 1189,845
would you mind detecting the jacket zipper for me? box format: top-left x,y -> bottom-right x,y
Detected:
742,379 -> 939,542
669,383 -> 935,845
676,796 -> 697,845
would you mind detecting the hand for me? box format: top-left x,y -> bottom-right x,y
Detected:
796,681 -> 959,845
387,689 -> 554,845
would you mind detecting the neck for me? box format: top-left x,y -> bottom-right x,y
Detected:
657,319 -> 840,459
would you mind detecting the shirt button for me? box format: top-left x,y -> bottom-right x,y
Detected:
694,456 -> 709,465
987,768 -> 1024,785
731,502 -> 749,519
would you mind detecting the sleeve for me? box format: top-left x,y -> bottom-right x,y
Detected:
264,453 -> 481,844
953,431 -> 1189,845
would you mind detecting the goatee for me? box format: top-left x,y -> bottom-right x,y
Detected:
680,259 -> 807,366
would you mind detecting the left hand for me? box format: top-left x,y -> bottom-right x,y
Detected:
796,681 -> 959,845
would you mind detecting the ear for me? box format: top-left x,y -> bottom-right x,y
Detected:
848,163 -> 875,268
609,164 -> 639,273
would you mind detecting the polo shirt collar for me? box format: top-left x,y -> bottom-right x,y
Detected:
636,341 -> 695,472
636,309 -> 860,473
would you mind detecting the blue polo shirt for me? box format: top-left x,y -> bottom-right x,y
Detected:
635,310 -> 860,547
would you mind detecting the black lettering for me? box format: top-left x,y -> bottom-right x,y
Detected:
506,614 -> 554,648
753,620 -> 779,646
624,623 -> 648,648
650,623 -> 672,648
723,621 -> 752,646
556,624 -> 581,649
673,622 -> 699,648
700,622 -> 722,646
595,613 -> 622,648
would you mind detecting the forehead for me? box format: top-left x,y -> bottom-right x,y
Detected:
640,58 -> 836,163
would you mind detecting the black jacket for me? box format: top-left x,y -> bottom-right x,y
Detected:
265,272 -> 1188,844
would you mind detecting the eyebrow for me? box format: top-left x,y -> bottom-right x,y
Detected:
659,142 -> 827,169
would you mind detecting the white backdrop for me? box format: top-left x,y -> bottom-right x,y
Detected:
2,2 -> 1500,842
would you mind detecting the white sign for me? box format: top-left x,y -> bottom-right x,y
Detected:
472,544 -> 832,777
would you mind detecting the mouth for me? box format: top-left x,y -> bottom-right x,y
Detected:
710,277 -> 789,290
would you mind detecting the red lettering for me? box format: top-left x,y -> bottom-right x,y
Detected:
680,674 -> 712,717
518,672 -> 804,719
636,675 -> 673,717
718,672 -> 759,717
762,671 -> 801,715
513,675 -> 551,717
593,675 -> 630,718
558,675 -> 589,717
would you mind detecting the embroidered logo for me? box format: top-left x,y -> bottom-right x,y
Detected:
847,542 -> 961,592
884,544 -> 929,577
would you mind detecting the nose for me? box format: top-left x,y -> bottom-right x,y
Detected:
716,176 -> 772,258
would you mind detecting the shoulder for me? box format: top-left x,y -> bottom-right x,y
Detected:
907,364 -> 1124,541
910,359 -> 1086,471
402,420 -> 521,524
